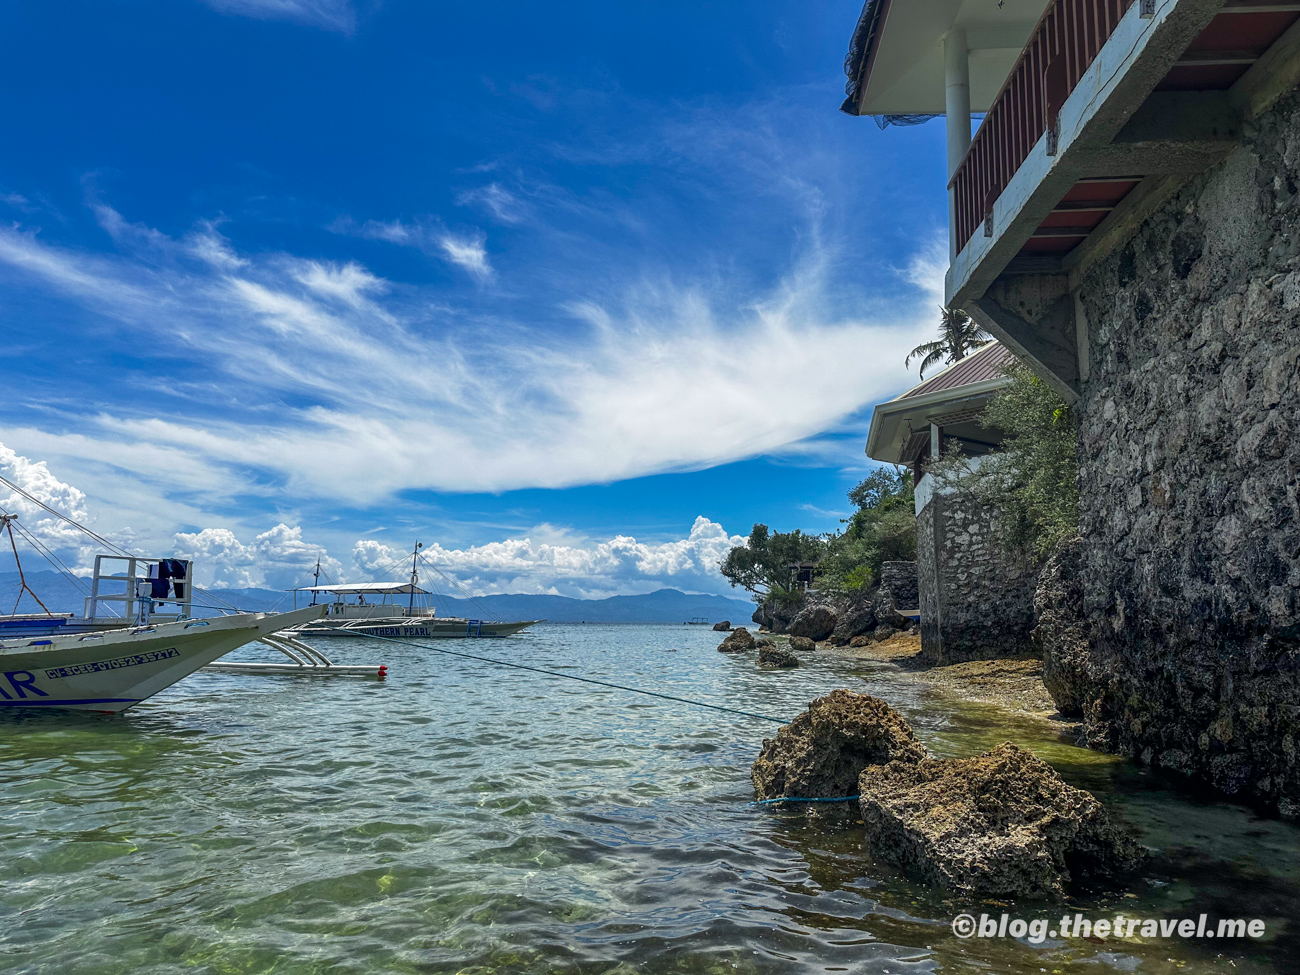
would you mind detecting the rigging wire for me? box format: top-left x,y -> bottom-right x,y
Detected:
416,553 -> 498,620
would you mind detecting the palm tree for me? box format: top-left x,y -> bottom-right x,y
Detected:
905,306 -> 992,377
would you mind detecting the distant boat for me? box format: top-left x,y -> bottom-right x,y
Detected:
685,617 -> 709,625
285,542 -> 542,640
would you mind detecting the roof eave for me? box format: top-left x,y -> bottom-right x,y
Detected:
864,375 -> 1012,463
840,0 -> 890,117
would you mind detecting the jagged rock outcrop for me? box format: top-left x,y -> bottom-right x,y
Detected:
752,595 -> 805,634
717,627 -> 756,653
788,604 -> 837,641
872,588 -> 910,632
712,620 -> 732,632
1032,537 -> 1091,716
755,637 -> 776,649
758,646 -> 799,668
789,635 -> 816,652
829,594 -> 876,646
751,690 -> 927,800
858,743 -> 1145,899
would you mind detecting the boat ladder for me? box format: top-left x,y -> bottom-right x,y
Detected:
466,619 -> 483,638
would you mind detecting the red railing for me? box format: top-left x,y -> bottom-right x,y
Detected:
950,0 -> 1138,252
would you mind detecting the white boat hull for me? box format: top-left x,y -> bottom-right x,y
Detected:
292,618 -> 540,639
0,606 -> 323,713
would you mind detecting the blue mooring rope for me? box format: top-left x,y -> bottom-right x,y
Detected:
749,795 -> 859,806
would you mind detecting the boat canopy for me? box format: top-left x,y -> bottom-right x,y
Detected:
291,583 -> 430,595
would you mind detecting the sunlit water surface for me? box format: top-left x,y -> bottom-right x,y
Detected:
1,623 -> 1297,974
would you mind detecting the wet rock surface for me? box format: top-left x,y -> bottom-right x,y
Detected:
712,620 -> 731,632
758,646 -> 799,668
1031,537 -> 1091,716
858,743 -> 1145,899
788,604 -> 837,641
717,627 -> 755,653
829,596 -> 876,646
789,635 -> 816,652
751,690 -> 927,800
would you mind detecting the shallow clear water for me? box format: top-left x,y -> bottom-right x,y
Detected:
1,623 -> 1297,974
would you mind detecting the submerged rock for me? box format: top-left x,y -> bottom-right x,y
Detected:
712,620 -> 732,631
858,742 -> 1145,899
788,604 -> 837,641
717,627 -> 756,653
752,690 -> 927,800
758,646 -> 799,668
789,635 -> 816,652
755,637 -> 776,649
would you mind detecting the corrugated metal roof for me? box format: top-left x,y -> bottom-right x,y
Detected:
899,342 -> 1015,400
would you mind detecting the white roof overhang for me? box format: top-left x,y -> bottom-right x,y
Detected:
865,376 -> 1011,465
856,0 -> 1051,115
291,583 -> 430,595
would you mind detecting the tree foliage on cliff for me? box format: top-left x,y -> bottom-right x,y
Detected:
818,467 -> 916,590
933,363 -> 1080,558
718,524 -> 827,600
719,469 -> 915,599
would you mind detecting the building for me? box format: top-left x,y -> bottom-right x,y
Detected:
866,342 -> 1034,663
844,0 -> 1300,814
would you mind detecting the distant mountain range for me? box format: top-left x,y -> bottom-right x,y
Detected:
0,571 -> 756,624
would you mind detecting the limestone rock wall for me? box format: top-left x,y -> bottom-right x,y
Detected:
1072,89 -> 1300,814
916,487 -> 1039,665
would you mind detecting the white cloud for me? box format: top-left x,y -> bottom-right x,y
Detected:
456,183 -> 527,224
202,0 -> 356,32
438,232 -> 492,278
172,523 -> 342,590
333,216 -> 493,277
0,443 -> 96,560
352,515 -> 746,598
0,209 -> 939,508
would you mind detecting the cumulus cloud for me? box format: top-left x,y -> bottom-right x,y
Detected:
353,515 -> 745,598
202,0 -> 356,32
0,443 -> 97,560
172,523 -> 342,590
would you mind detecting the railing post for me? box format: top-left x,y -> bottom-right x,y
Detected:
944,28 -> 972,261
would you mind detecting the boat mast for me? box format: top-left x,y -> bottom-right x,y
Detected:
409,541 -> 422,615
310,554 -> 322,606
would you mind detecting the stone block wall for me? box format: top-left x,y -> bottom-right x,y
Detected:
879,561 -> 919,608
1071,89 -> 1300,814
914,481 -> 1040,665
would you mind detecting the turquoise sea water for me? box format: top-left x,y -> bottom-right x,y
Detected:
1,623 -> 1297,974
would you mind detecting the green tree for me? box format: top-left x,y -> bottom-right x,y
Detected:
930,362 -> 1079,558
718,524 -> 828,600
818,467 -> 916,591
905,306 -> 992,378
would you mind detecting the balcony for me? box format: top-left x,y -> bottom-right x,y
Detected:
948,0 -> 1300,399
844,0 -> 1300,401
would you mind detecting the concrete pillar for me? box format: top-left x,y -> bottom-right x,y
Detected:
944,29 -> 971,261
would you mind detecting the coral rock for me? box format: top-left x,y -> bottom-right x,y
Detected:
717,627 -> 756,653
858,742 -> 1145,899
752,690 -> 927,800
758,646 -> 799,668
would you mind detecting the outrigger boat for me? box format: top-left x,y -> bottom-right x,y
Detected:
286,542 -> 541,639
0,512 -> 385,711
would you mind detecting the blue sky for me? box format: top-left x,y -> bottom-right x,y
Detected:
0,0 -> 949,597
